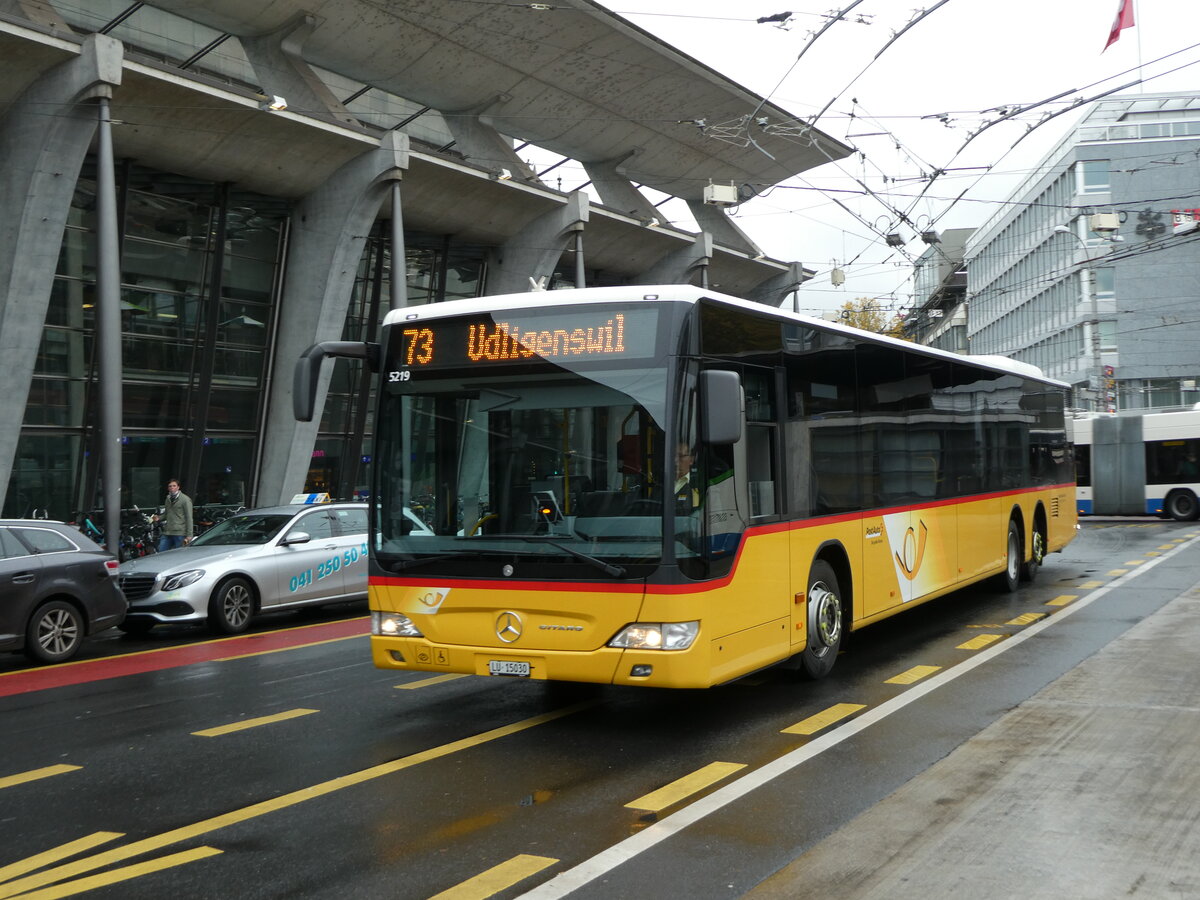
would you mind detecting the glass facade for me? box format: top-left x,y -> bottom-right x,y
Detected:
4,159 -> 488,522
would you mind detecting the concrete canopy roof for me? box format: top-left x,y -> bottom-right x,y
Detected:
141,0 -> 854,200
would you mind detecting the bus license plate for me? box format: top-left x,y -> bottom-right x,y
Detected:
488,660 -> 530,677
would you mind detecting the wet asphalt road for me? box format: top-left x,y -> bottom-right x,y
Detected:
2,518 -> 1197,900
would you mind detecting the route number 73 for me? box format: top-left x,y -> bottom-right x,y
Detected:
403,328 -> 434,365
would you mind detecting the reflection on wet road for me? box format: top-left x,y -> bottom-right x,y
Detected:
2,519 -> 1197,899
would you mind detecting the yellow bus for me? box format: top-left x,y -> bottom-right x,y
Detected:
295,286 -> 1076,688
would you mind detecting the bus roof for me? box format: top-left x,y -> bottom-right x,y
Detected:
383,285 -> 1066,387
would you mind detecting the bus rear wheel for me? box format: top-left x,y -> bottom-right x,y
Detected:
999,519 -> 1021,593
1165,490 -> 1199,522
1021,523 -> 1045,582
799,560 -> 843,680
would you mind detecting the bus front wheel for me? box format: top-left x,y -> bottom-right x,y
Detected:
799,560 -> 843,680
1165,490 -> 1200,522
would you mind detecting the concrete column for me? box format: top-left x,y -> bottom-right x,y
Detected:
241,13 -> 360,128
582,152 -> 665,224
441,95 -> 539,182
0,35 -> 123,514
748,261 -> 808,307
686,199 -> 763,257
485,191 -> 589,295
256,131 -> 410,506
639,232 -> 713,287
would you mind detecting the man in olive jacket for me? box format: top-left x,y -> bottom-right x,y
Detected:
157,478 -> 193,551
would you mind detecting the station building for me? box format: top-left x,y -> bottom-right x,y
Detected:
0,0 -> 851,521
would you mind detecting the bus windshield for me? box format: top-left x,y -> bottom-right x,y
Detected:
374,366 -> 679,575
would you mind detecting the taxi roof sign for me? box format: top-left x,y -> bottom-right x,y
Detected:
291,492 -> 331,504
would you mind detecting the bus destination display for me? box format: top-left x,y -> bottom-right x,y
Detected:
391,307 -> 659,373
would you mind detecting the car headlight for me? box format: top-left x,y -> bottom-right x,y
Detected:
372,611 -> 424,637
608,621 -> 699,651
161,569 -> 205,592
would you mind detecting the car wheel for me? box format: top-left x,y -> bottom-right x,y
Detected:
25,600 -> 84,664
798,560 -> 843,680
208,576 -> 254,635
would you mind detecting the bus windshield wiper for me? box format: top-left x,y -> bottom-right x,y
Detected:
515,537 -> 627,578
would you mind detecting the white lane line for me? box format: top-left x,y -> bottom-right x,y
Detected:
518,532 -> 1200,899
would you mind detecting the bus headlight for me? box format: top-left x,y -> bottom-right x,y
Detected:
372,611 -> 424,637
608,621 -> 699,651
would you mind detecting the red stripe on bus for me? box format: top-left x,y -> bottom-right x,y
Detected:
0,617 -> 369,698
370,484 -> 1072,596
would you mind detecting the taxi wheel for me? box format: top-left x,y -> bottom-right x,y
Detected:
26,600 -> 84,664
208,577 -> 254,635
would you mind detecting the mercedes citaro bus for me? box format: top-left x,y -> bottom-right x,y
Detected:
295,286 -> 1076,688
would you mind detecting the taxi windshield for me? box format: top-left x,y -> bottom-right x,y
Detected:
190,514 -> 291,546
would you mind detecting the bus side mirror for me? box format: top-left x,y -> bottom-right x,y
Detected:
700,370 -> 743,445
293,341 -> 380,422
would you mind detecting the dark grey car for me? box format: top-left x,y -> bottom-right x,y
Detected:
0,520 -> 127,663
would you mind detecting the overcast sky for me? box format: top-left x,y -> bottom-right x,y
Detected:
591,0 -> 1200,313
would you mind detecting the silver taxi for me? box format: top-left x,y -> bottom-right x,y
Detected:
117,501 -> 372,635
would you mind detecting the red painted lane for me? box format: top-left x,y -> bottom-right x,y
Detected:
0,617 -> 370,698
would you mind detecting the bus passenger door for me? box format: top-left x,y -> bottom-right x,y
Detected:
863,428 -> 913,616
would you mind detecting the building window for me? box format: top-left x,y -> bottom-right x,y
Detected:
1077,160 -> 1110,194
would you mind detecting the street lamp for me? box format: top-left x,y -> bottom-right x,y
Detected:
1053,224 -> 1108,411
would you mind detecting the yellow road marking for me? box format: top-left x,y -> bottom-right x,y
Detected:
0,833 -> 120,884
1125,560 -> 1146,566
395,674 -> 471,690
429,854 -> 557,900
782,703 -> 866,736
1107,569 -> 1129,576
12,847 -> 221,900
1006,613 -> 1046,626
192,708 -> 318,737
1146,551 -> 1161,557
885,665 -> 940,685
0,765 -> 80,791
957,634 -> 1003,651
1047,595 -> 1078,607
215,633 -> 365,661
1079,581 -> 1103,589
1158,544 -> 1178,550
625,762 -> 747,812
0,704 -> 592,899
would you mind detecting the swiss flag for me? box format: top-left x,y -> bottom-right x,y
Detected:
1104,0 -> 1135,51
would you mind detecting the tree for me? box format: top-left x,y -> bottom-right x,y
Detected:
836,298 -> 908,339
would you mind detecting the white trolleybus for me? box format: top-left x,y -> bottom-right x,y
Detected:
1074,409 -> 1200,520
295,286 -> 1077,689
